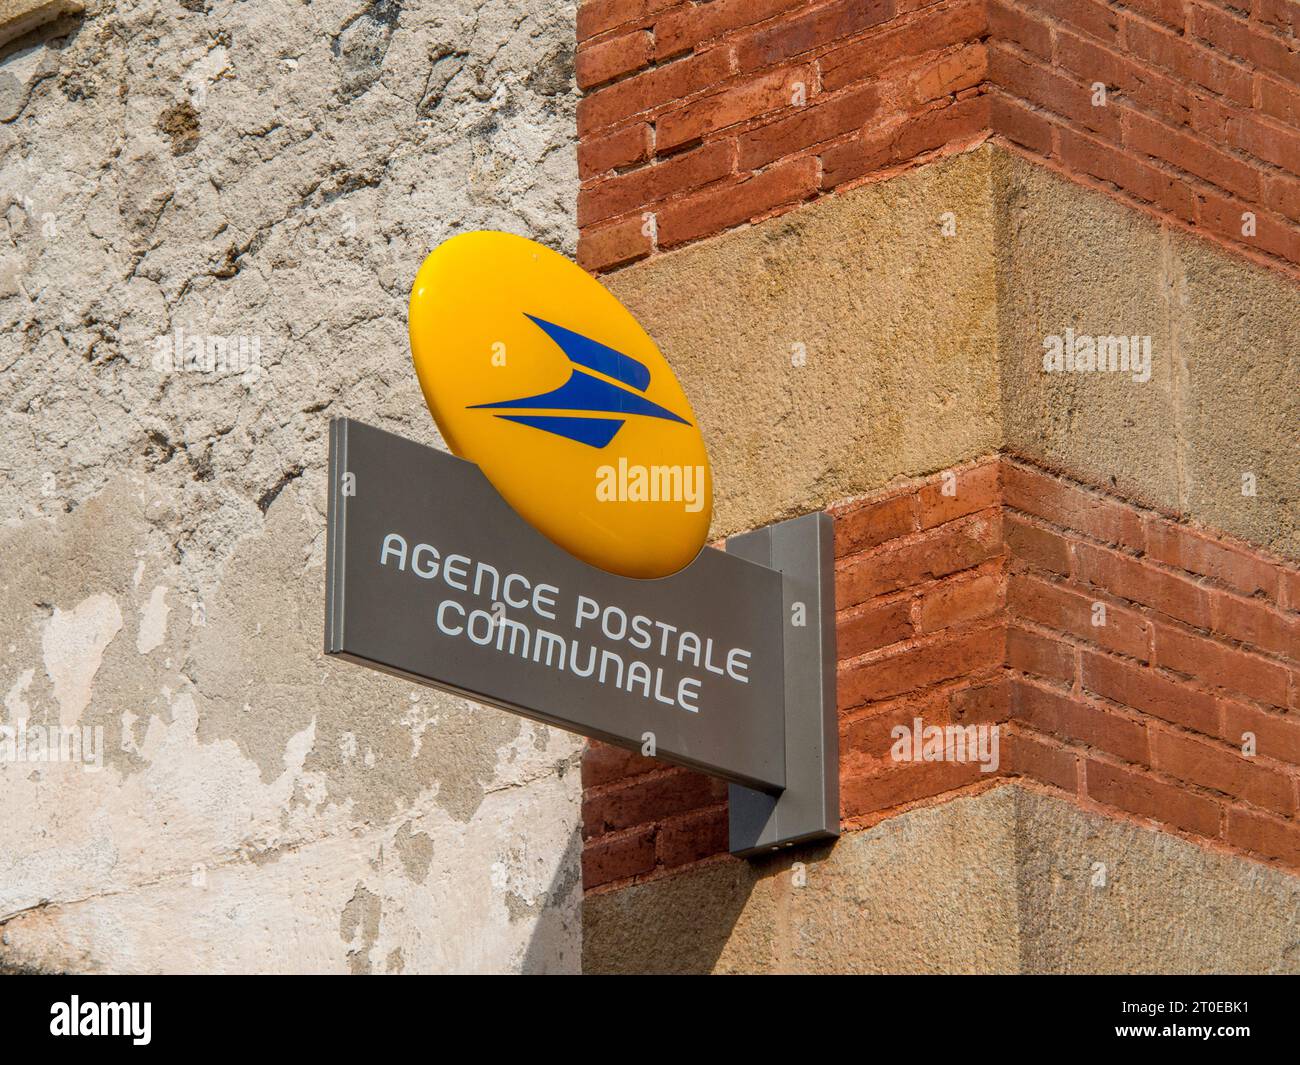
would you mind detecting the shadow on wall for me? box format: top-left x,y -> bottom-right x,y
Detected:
579,845 -> 823,974
520,824 -> 585,975
0,3 -> 84,70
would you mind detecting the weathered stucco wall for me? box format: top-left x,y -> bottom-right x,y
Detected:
0,0 -> 582,973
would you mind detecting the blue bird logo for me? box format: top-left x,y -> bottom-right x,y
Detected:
467,314 -> 691,449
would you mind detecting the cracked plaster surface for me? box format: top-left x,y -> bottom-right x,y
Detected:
0,0 -> 582,973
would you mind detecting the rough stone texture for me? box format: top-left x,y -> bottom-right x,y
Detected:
994,149 -> 1300,559
0,0 -> 582,973
1171,232 -> 1300,559
604,145 -> 1002,541
0,0 -> 80,50
583,785 -> 1019,974
584,784 -> 1300,974
608,143 -> 1297,559
994,152 -> 1180,511
1016,788 -> 1300,974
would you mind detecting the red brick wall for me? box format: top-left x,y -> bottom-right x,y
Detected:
989,0 -> 1300,274
1003,457 -> 1300,866
576,0 -> 992,272
575,0 -> 1300,275
835,459 -> 1010,825
581,456 -> 1300,893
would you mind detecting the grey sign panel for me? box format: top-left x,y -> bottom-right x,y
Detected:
325,418 -> 786,793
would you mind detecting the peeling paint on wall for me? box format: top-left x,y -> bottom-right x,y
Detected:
135,585 -> 169,655
0,0 -> 582,974
42,593 -> 122,726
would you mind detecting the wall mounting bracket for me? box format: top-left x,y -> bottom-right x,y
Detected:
725,514 -> 839,857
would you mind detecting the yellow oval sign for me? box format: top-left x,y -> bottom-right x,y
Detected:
408,231 -> 712,579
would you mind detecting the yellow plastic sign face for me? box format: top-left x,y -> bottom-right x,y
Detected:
408,231 -> 712,579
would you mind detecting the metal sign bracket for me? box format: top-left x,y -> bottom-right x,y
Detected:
726,514 -> 840,857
